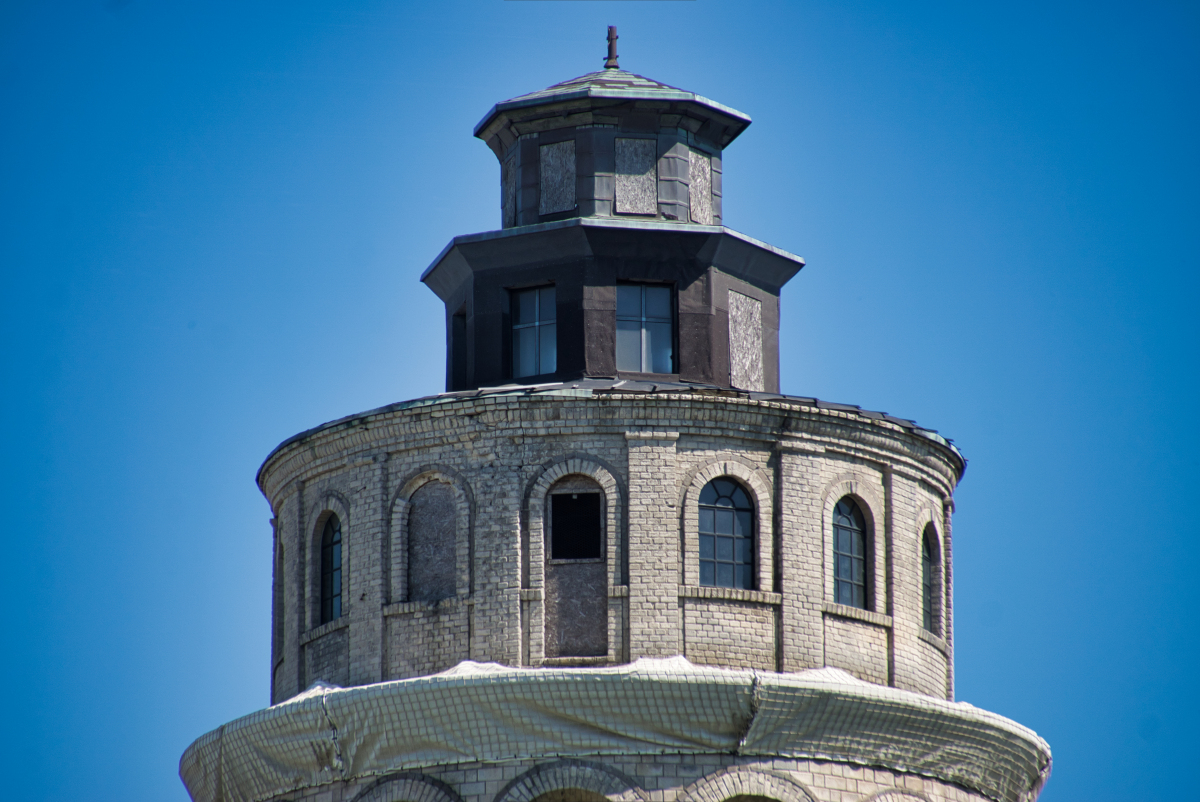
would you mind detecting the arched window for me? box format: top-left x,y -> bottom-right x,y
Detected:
698,478 -> 754,589
833,497 -> 867,609
320,515 -> 342,624
922,525 -> 940,633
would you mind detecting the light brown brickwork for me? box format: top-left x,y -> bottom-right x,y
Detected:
262,391 -> 961,704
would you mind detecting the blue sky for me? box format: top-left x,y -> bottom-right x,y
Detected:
1,2 -> 1196,801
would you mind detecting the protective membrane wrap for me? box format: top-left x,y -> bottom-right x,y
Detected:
180,658 -> 1050,802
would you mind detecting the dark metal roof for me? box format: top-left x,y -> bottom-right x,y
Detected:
473,68 -> 751,138
258,380 -> 965,485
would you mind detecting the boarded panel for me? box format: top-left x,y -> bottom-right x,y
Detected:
728,291 -> 764,391
409,481 -> 456,602
689,149 -> 713,224
615,138 -> 657,214
545,561 -> 608,657
502,154 -> 517,228
539,140 -> 576,215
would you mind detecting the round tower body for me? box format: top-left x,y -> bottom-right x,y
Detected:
181,44 -> 1050,802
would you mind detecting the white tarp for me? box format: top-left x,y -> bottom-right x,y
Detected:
180,658 -> 1050,802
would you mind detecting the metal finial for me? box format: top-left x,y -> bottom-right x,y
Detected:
604,26 -> 619,69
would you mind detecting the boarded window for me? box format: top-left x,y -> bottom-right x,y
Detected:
689,149 -> 713,224
546,483 -> 607,658
615,138 -> 657,215
728,290 -> 764,391
502,154 -> 517,228
539,140 -> 576,215
408,481 -> 456,602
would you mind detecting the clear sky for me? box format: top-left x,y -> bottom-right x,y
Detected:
1,2 -> 1196,801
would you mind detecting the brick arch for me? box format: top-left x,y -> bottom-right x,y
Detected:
492,759 -> 647,802
524,457 -> 625,666
350,772 -> 465,802
680,459 -> 774,591
388,466 -> 475,602
675,767 -> 817,802
820,472 -> 885,613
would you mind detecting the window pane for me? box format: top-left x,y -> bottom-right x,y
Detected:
853,587 -> 865,609
698,507 -> 714,533
538,286 -> 556,321
700,561 -> 715,586
514,327 -> 537,378
716,536 -> 734,561
646,321 -> 673,373
331,571 -> 341,596
852,559 -> 864,583
331,545 -> 340,570
717,563 -> 734,587
736,565 -> 753,589
838,554 -> 851,579
731,486 -> 750,508
332,596 -> 341,620
539,323 -> 557,374
715,509 -> 734,535
617,285 -> 641,318
616,319 -> 642,371
645,286 -> 671,319
736,511 -> 753,537
737,537 -> 753,563
515,289 -> 537,325
699,534 -> 714,559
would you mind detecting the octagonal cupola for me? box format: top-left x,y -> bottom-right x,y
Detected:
474,28 -> 751,228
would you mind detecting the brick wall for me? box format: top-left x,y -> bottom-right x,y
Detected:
263,391 -> 961,704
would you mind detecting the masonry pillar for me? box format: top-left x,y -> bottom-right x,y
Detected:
625,431 -> 681,659
776,442 -> 825,671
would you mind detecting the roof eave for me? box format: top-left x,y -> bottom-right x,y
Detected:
473,89 -> 751,139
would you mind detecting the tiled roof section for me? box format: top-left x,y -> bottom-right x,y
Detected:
259,379 -> 965,478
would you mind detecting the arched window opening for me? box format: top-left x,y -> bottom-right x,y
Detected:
922,525 -> 940,634
320,515 -> 342,624
545,475 -> 607,658
833,497 -> 867,609
699,477 -> 754,589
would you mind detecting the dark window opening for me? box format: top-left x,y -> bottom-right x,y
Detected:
512,286 -> 556,379
551,493 -> 602,560
616,283 -> 674,373
833,498 -> 868,609
320,515 -> 342,624
922,526 -> 939,633
698,478 -> 755,589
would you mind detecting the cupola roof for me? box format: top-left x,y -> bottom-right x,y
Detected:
473,68 -> 751,141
